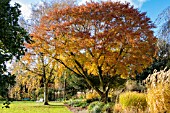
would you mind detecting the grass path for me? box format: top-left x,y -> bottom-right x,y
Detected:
0,101 -> 72,113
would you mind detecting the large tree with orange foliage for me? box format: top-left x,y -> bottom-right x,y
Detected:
29,1 -> 157,102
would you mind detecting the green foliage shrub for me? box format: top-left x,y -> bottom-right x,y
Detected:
0,96 -> 5,101
102,103 -> 114,113
88,101 -> 105,113
67,99 -> 89,108
88,101 -> 100,112
119,92 -> 147,110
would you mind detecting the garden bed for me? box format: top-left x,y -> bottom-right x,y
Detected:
65,104 -> 88,113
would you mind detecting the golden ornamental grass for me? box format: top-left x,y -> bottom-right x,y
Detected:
119,91 -> 147,110
144,68 -> 170,113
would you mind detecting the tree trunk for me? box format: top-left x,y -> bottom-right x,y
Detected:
40,53 -> 49,105
97,87 -> 110,103
44,82 -> 49,105
100,92 -> 109,103
63,77 -> 66,101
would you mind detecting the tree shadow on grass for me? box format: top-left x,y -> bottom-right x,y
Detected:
31,104 -> 65,108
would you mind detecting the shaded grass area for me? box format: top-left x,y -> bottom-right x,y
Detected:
0,101 -> 72,113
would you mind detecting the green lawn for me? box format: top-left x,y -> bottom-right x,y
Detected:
0,101 -> 72,113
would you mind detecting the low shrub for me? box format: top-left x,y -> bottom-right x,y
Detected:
0,96 -> 5,101
102,103 -> 114,113
119,91 -> 147,111
63,101 -> 69,104
88,101 -> 99,111
80,102 -> 89,108
67,99 -> 81,106
88,101 -> 105,113
67,99 -> 89,108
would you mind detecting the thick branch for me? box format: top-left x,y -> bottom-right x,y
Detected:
97,66 -> 105,91
53,57 -> 81,76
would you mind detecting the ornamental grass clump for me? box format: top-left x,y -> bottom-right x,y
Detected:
119,91 -> 147,111
144,69 -> 170,113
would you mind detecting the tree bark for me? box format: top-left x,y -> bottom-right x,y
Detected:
100,94 -> 108,103
44,82 -> 49,105
40,52 -> 49,105
96,86 -> 110,103
100,90 -> 109,103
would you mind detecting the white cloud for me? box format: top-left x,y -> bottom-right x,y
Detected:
10,0 -> 32,19
131,0 -> 148,8
79,0 -> 148,8
10,0 -> 148,20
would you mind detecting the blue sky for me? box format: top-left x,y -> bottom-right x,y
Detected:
11,0 -> 170,23
141,0 -> 170,23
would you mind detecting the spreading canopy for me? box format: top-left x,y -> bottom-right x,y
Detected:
29,1 -> 157,102
30,1 -> 157,77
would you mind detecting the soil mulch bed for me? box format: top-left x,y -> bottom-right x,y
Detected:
64,104 -> 88,113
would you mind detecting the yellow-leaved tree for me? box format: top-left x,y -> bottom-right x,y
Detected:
11,52 -> 59,105
14,0 -> 76,105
